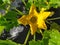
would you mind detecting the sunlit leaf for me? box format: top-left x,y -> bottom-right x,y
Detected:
2,0 -> 11,4
0,26 -> 5,34
0,40 -> 18,45
49,0 -> 60,8
29,40 -> 41,45
49,29 -> 60,45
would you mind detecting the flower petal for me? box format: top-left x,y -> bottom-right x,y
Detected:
39,8 -> 54,20
18,15 -> 28,25
29,22 -> 37,35
40,12 -> 54,20
37,19 -> 47,29
29,4 -> 35,14
29,4 -> 38,16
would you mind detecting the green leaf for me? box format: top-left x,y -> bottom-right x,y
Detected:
0,3 -> 8,10
0,10 -> 18,31
29,29 -> 60,45
50,29 -> 60,39
34,0 -> 49,9
43,30 -> 50,38
5,11 -> 17,19
49,0 -> 60,4
0,40 -> 18,45
4,11 -> 18,31
41,30 -> 50,45
29,40 -> 41,45
49,29 -> 60,45
26,0 -> 33,9
43,29 -> 60,45
29,38 -> 49,45
0,26 -> 5,34
28,0 -> 33,4
0,14 -> 2,18
50,4 -> 58,8
2,0 -> 11,4
49,0 -> 60,8
26,2 -> 31,9
0,0 -> 3,5
50,22 -> 60,30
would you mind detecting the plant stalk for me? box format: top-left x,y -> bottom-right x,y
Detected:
34,33 -> 36,41
23,30 -> 30,45
14,8 -> 23,15
47,17 -> 60,21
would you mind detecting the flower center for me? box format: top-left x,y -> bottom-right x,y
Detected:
30,16 -> 37,23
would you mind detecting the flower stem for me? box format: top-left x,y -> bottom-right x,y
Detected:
22,0 -> 26,6
34,33 -> 36,41
47,17 -> 60,21
40,30 -> 43,36
14,8 -> 23,15
23,30 -> 30,45
3,4 -> 10,16
5,5 -> 10,14
46,20 -> 51,25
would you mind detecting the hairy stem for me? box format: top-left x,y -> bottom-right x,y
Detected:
14,8 -> 23,15
34,33 -> 36,41
23,30 -> 30,45
22,0 -> 26,6
47,17 -> 60,21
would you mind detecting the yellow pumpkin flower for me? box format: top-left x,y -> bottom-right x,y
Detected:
18,4 -> 54,35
